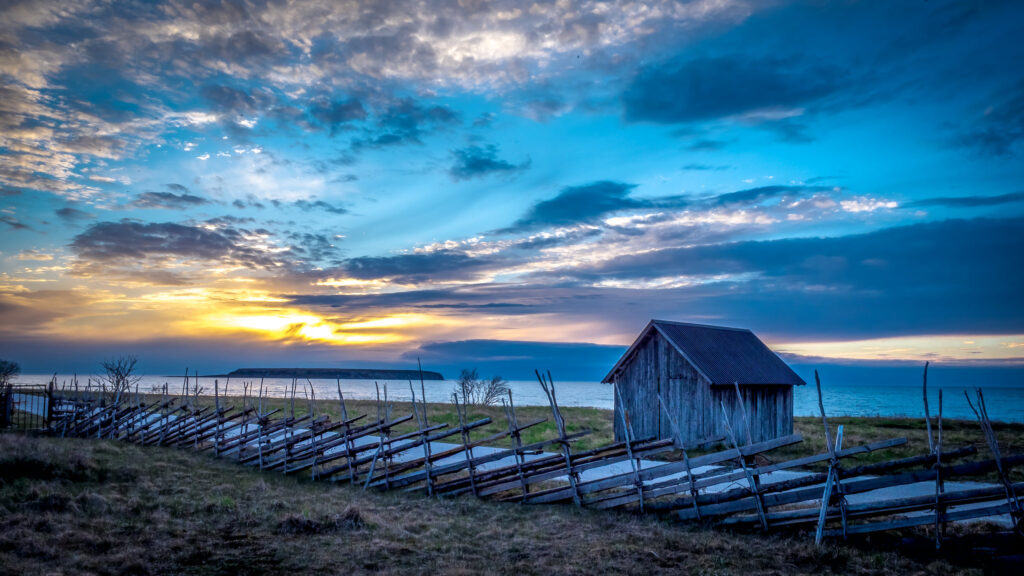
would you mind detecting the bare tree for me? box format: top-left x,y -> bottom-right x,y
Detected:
453,368 -> 510,406
99,355 -> 142,404
0,359 -> 18,387
0,359 -> 19,428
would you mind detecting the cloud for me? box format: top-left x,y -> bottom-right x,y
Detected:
133,190 -> 211,210
351,98 -> 459,151
66,219 -> 303,282
908,191 -> 1024,208
1,215 -> 29,230
200,84 -> 268,115
956,82 -> 1024,156
707,185 -> 832,207
308,97 -> 366,134
622,55 -> 841,125
55,206 -> 94,223
292,199 -> 347,215
545,217 -> 1024,338
505,181 -> 641,231
448,144 -> 530,180
341,250 -> 501,284
502,180 -> 691,232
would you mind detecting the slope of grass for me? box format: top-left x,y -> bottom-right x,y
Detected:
0,433 -> 995,576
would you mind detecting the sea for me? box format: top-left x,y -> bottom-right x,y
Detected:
12,373 -> 1024,423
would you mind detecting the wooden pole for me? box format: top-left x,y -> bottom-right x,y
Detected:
537,369 -> 581,507
965,388 -> 1023,534
923,362 -> 934,454
658,395 -> 703,521
613,382 -> 644,513
934,388 -> 944,549
815,425 -> 844,544
732,381 -> 753,446
502,391 -> 530,500
814,371 -> 848,544
720,400 -> 767,531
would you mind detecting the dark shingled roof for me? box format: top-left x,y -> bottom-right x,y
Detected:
602,320 -> 806,386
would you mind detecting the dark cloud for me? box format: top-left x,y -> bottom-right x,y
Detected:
232,198 -> 265,210
342,250 -> 498,283
550,217 -> 1024,338
1,215 -> 28,230
308,97 -> 366,134
622,55 -> 842,125
351,98 -> 459,151
200,84 -> 269,115
55,207 -> 94,223
204,215 -> 255,226
133,190 -> 211,210
908,191 -> 1024,208
69,220 -> 280,272
285,231 -> 339,262
707,185 -> 832,206
507,181 -> 639,230
292,199 -> 348,215
0,187 -> 21,196
955,82 -> 1024,156
502,180 -> 689,232
449,144 -> 530,180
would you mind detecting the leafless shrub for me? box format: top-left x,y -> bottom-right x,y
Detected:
99,356 -> 142,404
0,359 -> 18,387
276,507 -> 367,534
453,369 -> 510,406
0,359 -> 18,428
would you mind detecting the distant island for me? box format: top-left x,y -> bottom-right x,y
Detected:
222,368 -> 445,380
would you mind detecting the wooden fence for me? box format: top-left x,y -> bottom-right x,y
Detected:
10,366 -> 1023,549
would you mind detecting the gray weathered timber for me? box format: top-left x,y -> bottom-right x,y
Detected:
611,322 -> 797,445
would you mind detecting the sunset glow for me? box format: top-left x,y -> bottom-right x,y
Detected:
1,0 -> 1022,379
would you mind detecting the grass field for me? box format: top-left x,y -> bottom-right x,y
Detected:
209,395 -> 1024,478
0,432 -> 1010,576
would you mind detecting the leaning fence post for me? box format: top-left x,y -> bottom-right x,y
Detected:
658,395 -> 702,521
965,388 -> 1023,534
934,388 -> 944,549
815,370 -> 848,544
720,401 -> 767,531
537,369 -> 581,507
502,391 -> 530,501
613,382 -> 644,513
453,391 -> 479,497
46,376 -> 55,428
923,362 -> 934,454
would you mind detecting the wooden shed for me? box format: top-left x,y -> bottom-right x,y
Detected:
603,320 -> 805,446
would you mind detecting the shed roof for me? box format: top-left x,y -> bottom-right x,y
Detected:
602,320 -> 806,386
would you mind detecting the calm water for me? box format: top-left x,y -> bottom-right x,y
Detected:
14,373 -> 1024,423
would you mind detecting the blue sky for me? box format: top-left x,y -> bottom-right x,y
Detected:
1,0 -> 1023,379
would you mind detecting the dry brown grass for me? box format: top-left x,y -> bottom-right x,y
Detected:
0,433 -> 1001,576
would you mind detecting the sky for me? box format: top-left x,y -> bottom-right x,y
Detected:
1,0 -> 1023,381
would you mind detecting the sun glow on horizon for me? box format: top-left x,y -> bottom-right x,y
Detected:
777,334 -> 1024,364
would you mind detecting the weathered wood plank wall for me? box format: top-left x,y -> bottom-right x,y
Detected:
613,332 -> 794,444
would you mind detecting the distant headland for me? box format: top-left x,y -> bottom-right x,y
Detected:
220,368 -> 445,380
